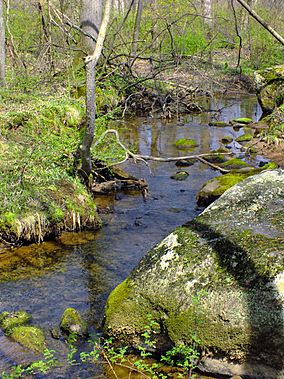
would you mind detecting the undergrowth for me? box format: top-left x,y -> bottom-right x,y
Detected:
1,314 -> 201,379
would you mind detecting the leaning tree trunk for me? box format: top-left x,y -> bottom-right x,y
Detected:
0,0 -> 5,85
236,0 -> 284,46
80,0 -> 112,178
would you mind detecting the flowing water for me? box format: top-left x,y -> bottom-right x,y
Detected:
0,95 -> 263,378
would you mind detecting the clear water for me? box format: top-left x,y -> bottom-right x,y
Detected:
0,95 -> 262,378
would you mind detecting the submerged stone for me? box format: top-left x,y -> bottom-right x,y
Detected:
170,171 -> 189,181
60,307 -> 87,336
221,135 -> 233,144
104,170 -> 284,379
11,326 -> 45,353
175,159 -> 195,167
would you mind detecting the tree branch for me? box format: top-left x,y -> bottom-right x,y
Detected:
235,0 -> 284,46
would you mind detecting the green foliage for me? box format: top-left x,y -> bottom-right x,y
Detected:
2,313 -> 202,378
1,349 -> 57,378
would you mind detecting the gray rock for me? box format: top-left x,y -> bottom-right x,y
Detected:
105,170 -> 284,379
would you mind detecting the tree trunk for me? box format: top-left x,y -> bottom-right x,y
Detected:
81,59 -> 96,177
80,0 -> 103,53
80,0 -> 112,178
0,0 -> 5,86
131,0 -> 143,58
202,0 -> 213,63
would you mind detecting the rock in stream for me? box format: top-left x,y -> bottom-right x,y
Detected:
104,169 -> 284,379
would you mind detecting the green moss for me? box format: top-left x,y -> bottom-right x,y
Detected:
60,307 -> 87,335
175,138 -> 198,149
236,134 -> 253,142
105,279 -> 134,322
166,307 -> 250,358
0,310 -> 32,335
208,121 -> 229,127
105,278 -> 157,340
220,158 -> 250,170
261,161 -> 278,170
11,326 -> 45,352
232,118 -> 253,124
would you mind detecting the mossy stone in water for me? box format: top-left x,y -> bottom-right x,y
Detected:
175,159 -> 195,167
170,171 -> 189,181
236,134 -> 253,143
11,326 -> 45,352
208,121 -> 229,127
221,136 -> 233,144
196,172 -> 251,207
175,138 -> 198,149
0,310 -> 32,335
60,307 -> 87,336
220,158 -> 250,170
231,117 -> 253,124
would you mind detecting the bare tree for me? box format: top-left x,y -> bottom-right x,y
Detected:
0,0 -> 5,85
80,0 -> 112,178
131,0 -> 143,58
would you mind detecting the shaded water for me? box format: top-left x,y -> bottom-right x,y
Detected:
0,95 -> 262,378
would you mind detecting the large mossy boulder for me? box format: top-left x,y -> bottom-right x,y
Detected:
104,170 -> 284,378
254,65 -> 284,116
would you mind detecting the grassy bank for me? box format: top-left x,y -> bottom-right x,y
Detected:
0,84 -> 105,246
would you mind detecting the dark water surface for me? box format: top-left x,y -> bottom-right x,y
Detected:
0,95 -> 262,378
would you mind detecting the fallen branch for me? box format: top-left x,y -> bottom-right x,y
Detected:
93,129 -> 232,173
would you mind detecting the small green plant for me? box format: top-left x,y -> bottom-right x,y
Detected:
161,338 -> 201,378
1,349 -> 57,378
67,332 -> 78,364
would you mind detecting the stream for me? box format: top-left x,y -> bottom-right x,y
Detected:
0,95 -> 263,378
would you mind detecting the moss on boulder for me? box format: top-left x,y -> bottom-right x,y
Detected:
60,307 -> 87,336
11,326 -> 45,353
104,170 -> 284,378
